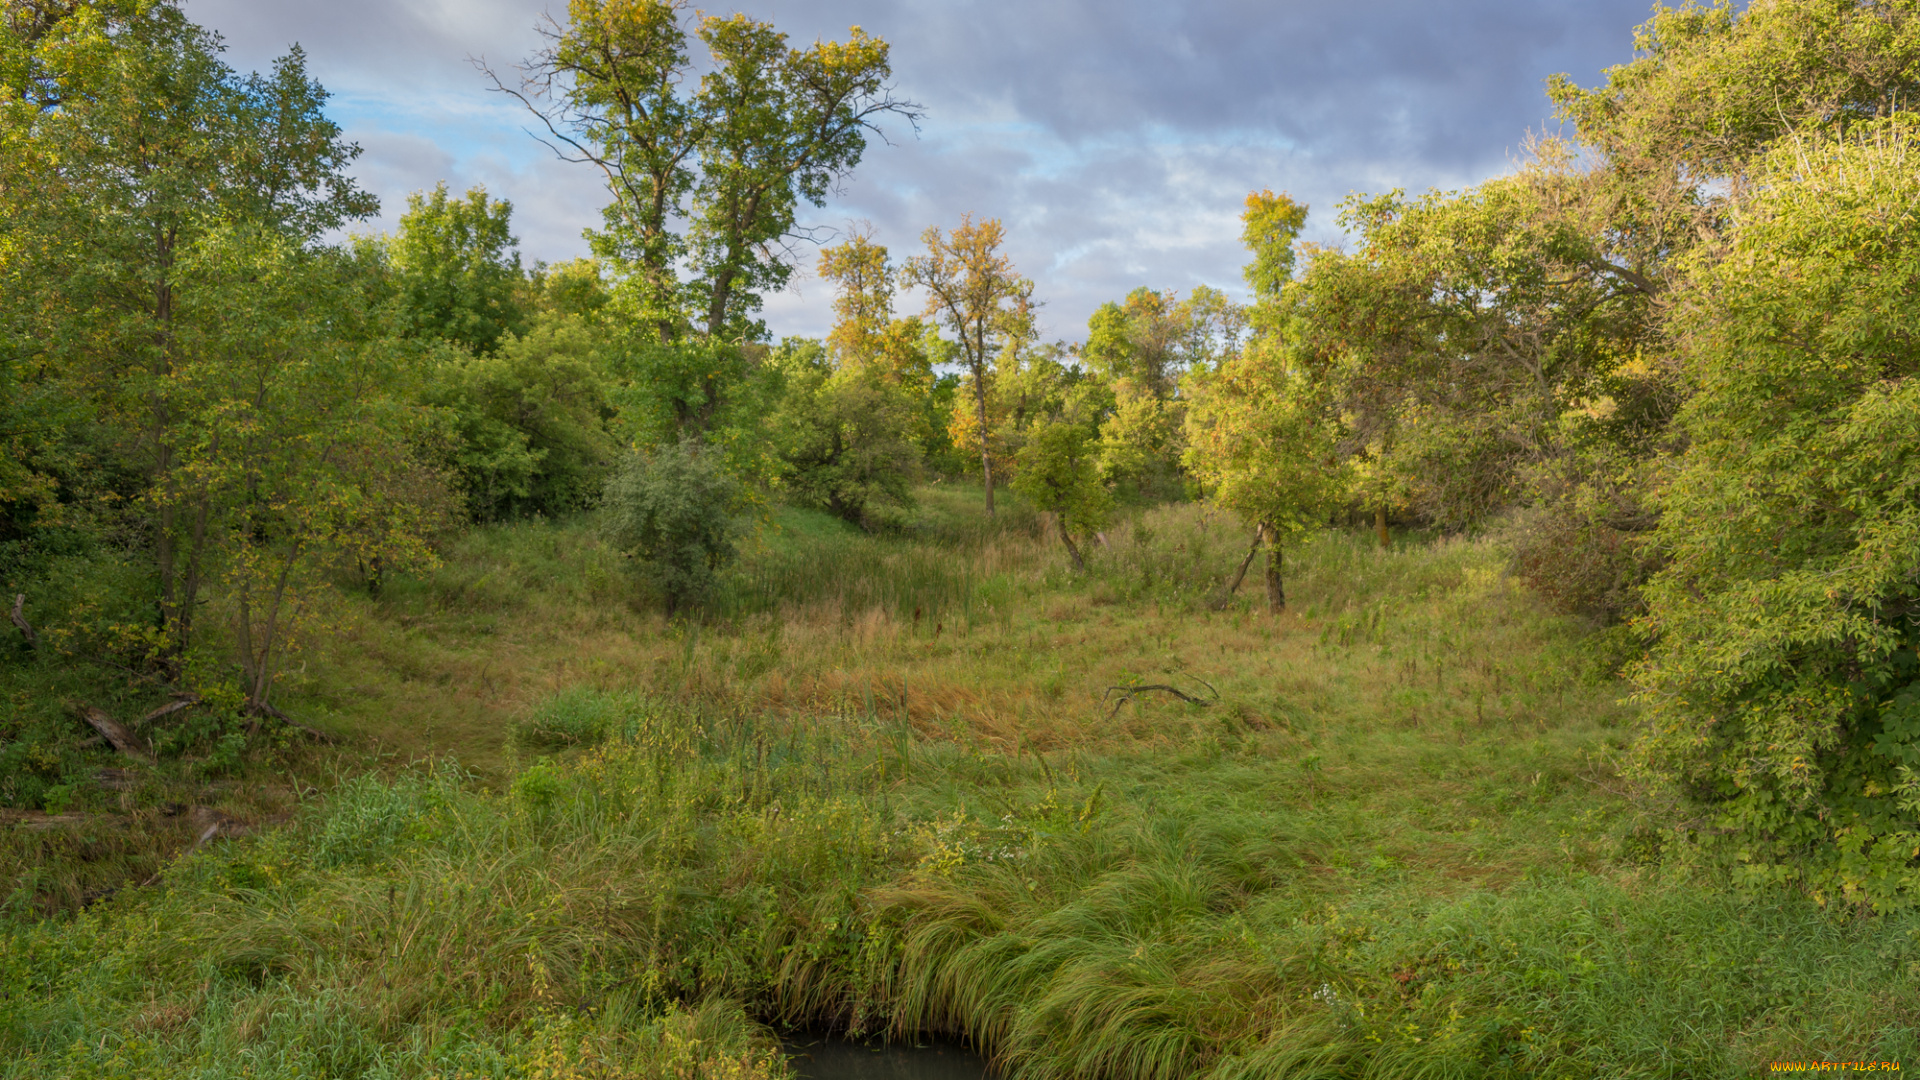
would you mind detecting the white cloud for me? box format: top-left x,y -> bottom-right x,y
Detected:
185,0 -> 1653,340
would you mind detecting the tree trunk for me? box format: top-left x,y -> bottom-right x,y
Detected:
974,368 -> 994,516
1214,526 -> 1264,609
1265,541 -> 1286,614
1059,515 -> 1085,571
1376,505 -> 1389,548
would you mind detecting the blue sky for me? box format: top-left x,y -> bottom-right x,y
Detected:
184,0 -> 1656,341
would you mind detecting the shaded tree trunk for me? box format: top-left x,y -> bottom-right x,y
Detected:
1266,541 -> 1285,614
1376,505 -> 1390,548
1059,514 -> 1084,571
1214,526 -> 1265,609
975,374 -> 994,516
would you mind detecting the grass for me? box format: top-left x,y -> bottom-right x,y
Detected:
3,487 -> 1917,1077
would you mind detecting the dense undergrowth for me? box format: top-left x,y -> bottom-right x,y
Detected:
4,494 -> 1917,1076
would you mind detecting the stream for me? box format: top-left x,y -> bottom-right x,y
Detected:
783,1037 -> 997,1080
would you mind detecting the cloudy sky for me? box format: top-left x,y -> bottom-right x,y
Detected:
184,0 -> 1653,341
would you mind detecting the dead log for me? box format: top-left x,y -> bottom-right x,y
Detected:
70,704 -> 149,759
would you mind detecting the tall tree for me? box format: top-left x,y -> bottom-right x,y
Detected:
486,0 -> 919,342
903,214 -> 1034,516
386,182 -> 527,355
1182,189 -> 1339,612
2,0 -> 377,665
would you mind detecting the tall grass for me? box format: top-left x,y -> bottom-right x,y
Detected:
6,502 -> 1917,1077
5,694 -> 1912,1078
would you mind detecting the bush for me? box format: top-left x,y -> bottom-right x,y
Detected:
768,355 -> 922,529
601,440 -> 745,612
425,314 -> 618,522
1507,506 -> 1656,626
1633,119 -> 1920,910
511,686 -> 633,749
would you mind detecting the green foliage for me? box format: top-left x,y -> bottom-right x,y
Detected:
604,336 -> 774,459
601,440 -> 746,612
1082,285 -> 1246,400
518,0 -> 917,341
767,344 -> 922,529
1183,336 -> 1346,552
1289,163 -> 1665,531
905,215 -> 1035,514
426,314 -> 618,522
529,257 -> 614,323
384,182 -> 527,355
1632,117 -> 1920,911
512,686 -> 639,750
1240,188 -> 1309,299
1011,409 -> 1110,571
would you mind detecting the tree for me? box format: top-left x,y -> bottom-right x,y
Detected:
1,0 -> 378,669
1182,189 -> 1340,613
487,0 -> 920,342
903,214 -> 1034,516
767,341 -> 920,528
386,182 -> 527,355
1184,340 -> 1345,614
1011,406 -> 1109,572
815,230 -> 937,387
602,439 -> 745,613
424,314 -> 617,522
1242,188 -> 1310,299
169,227 -> 451,712
818,229 -> 893,365
1081,284 -> 1247,499
1632,117 -> 1920,910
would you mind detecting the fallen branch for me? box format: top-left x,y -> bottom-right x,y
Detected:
9,594 -> 35,649
136,695 -> 202,727
1105,677 -> 1220,718
68,704 -> 149,759
247,700 -> 334,742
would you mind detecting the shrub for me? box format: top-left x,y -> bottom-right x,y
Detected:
1633,118 -> 1920,910
425,314 -> 617,522
601,440 -> 745,612
768,354 -> 921,529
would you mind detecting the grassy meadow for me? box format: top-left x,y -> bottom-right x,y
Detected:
3,488 -> 1916,1078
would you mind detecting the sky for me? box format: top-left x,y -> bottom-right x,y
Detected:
182,0 -> 1655,342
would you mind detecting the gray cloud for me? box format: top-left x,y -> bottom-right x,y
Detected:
182,0 -> 1653,340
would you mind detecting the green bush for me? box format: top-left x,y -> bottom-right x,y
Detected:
601,440 -> 746,612
768,352 -> 922,529
511,686 -> 634,749
1633,118 -> 1920,910
425,314 -> 617,522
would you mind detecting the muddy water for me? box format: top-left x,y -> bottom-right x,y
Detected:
783,1037 -> 997,1080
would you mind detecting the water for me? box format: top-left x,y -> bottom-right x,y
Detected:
783,1037 -> 997,1080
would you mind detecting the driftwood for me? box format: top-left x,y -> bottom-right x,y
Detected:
9,594 -> 35,649
1105,677 -> 1220,719
70,704 -> 149,759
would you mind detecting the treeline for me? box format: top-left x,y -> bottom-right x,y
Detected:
7,0 -> 1920,909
